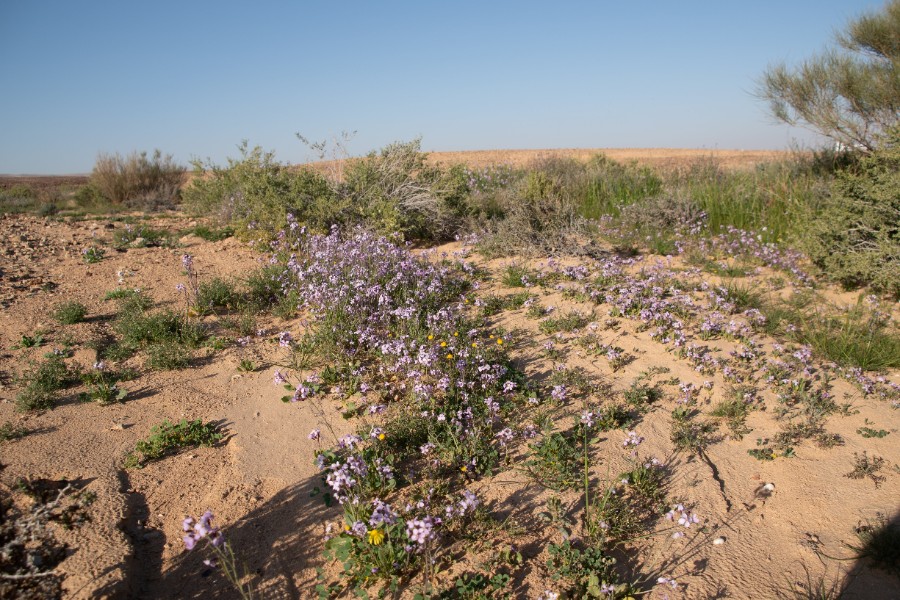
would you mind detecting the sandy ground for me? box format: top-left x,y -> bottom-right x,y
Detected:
0,154 -> 897,599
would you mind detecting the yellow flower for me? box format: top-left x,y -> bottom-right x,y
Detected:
472,342 -> 478,348
460,466 -> 467,472
441,341 -> 447,347
367,529 -> 385,545
446,353 -> 453,359
428,334 -> 434,341
497,339 -> 503,345
343,524 -> 351,531
378,433 -> 386,440
489,334 -> 494,339
453,331 -> 459,337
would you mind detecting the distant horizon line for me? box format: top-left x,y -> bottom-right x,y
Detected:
0,146 -> 803,177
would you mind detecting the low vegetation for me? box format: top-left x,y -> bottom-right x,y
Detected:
2,130 -> 898,598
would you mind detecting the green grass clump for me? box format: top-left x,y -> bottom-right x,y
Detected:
245,265 -> 293,313
145,343 -> 192,371
52,301 -> 88,325
479,292 -> 533,317
189,225 -> 234,241
0,421 -> 29,442
15,355 -> 75,411
721,280 -> 764,312
711,397 -> 752,439
623,382 -> 662,410
577,155 -> 663,219
112,224 -> 172,248
124,419 -> 222,468
196,277 -> 239,313
799,309 -> 900,371
539,311 -> 590,334
111,293 -> 204,369
500,265 -> 537,287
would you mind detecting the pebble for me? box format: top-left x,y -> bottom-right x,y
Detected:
763,483 -> 775,493
713,537 -> 726,545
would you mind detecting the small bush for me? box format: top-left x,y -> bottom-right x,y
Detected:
342,139 -> 466,240
15,355 -> 74,411
540,311 -> 590,334
52,301 -> 87,325
196,277 -> 239,313
804,127 -> 900,297
527,431 -> 580,491
146,343 -> 192,371
112,224 -> 172,248
475,159 -> 590,257
182,143 -> 336,235
81,246 -> 105,264
670,418 -> 717,454
90,150 -> 184,208
0,421 -> 28,442
189,225 -> 234,241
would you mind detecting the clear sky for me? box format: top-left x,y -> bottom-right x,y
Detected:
0,0 -> 886,174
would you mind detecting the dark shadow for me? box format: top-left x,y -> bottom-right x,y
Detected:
92,470 -> 165,598
836,509 -> 900,599
139,476 -> 339,599
83,314 -> 114,324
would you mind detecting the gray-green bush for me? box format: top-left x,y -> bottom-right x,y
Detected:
804,127 -> 900,297
183,142 -> 336,234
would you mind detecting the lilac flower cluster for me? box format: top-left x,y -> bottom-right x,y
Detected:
665,504 -> 701,539
182,510 -> 224,550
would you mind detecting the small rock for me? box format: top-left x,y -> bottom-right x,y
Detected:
763,483 -> 775,493
713,537 -> 726,545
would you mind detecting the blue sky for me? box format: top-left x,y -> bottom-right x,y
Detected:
0,0 -> 886,173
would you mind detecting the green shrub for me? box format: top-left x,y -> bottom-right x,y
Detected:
804,127 -> 900,297
146,343 -> 192,371
113,294 -> 205,361
189,225 -> 234,241
182,143 -> 337,235
246,264 -> 284,308
196,277 -> 239,313
0,421 -> 28,442
73,184 -> 107,208
90,150 -> 184,208
112,224 -> 172,248
527,431 -> 580,491
52,301 -> 87,325
15,355 -> 75,411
